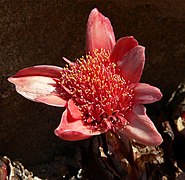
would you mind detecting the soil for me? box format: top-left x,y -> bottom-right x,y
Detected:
1,0 -> 185,179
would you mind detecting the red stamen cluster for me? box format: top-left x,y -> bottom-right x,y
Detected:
59,49 -> 134,130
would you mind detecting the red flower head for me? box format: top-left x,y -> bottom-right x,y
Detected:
8,9 -> 163,146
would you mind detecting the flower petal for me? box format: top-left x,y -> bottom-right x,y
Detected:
117,45 -> 145,83
109,36 -> 138,63
63,57 -> 74,65
8,76 -> 66,107
67,99 -> 82,120
36,94 -> 67,107
133,83 -> 162,104
122,105 -> 163,146
54,109 -> 101,141
86,8 -> 116,53
11,65 -> 63,78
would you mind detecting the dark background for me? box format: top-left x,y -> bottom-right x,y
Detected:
1,0 -> 185,177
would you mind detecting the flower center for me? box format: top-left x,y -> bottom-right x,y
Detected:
59,49 -> 134,131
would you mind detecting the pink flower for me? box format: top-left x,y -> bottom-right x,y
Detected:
8,8 -> 163,146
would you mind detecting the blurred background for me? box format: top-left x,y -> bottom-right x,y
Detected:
1,0 -> 185,178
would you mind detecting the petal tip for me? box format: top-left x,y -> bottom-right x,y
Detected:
90,8 -> 99,14
54,128 -> 60,136
154,134 -> 163,146
158,89 -> 163,99
8,77 -> 13,83
142,133 -> 163,146
89,8 -> 103,20
145,129 -> 163,146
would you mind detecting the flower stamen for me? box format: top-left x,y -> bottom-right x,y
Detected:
59,49 -> 134,131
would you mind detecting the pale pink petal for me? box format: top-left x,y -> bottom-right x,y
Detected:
67,99 -> 82,120
36,95 -> 67,107
109,36 -> 138,63
122,105 -> 163,146
133,83 -> 162,104
8,76 -> 66,107
117,45 -> 145,83
63,57 -> 74,65
55,109 -> 101,141
12,65 -> 63,78
86,8 -> 116,53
